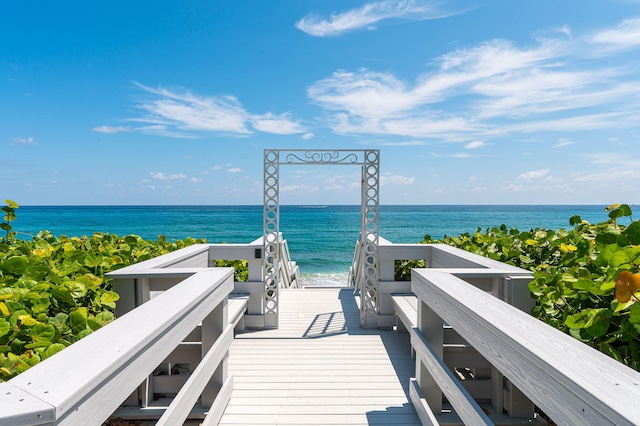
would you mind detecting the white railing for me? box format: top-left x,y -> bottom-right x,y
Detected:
0,267 -> 234,426
278,238 -> 300,289
347,240 -> 363,290
370,238 -> 640,425
0,234 -> 300,425
410,268 -> 640,425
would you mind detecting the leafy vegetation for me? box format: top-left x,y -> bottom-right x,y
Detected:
0,200 -> 206,381
415,204 -> 640,370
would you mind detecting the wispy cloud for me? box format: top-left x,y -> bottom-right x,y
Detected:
308,18 -> 640,141
10,137 -> 35,145
295,0 -> 457,37
228,168 -> 242,173
377,140 -> 428,146
131,82 -> 251,135
95,83 -> 306,138
150,172 -> 187,181
518,169 -> 550,181
380,172 -> 415,185
553,138 -> 576,148
591,17 -> 640,50
251,112 -> 306,134
464,140 -> 486,149
92,125 -> 131,134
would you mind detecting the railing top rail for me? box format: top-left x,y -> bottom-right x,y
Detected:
106,243 -> 210,274
412,268 -> 640,425
377,241 -> 528,273
1,268 -> 234,425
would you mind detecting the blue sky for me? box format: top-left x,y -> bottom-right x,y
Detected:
3,0 -> 640,205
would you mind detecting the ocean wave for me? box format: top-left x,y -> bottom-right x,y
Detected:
299,272 -> 351,288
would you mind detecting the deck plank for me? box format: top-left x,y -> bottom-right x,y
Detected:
219,288 -> 420,425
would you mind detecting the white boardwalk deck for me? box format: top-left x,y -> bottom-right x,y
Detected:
220,288 -> 421,425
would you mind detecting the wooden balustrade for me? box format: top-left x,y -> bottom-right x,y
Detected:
406,266 -> 640,425
0,268 -> 234,425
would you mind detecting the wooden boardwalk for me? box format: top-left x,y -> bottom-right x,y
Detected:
220,288 -> 421,425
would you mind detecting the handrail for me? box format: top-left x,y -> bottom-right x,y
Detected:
411,269 -> 640,425
0,268 -> 234,426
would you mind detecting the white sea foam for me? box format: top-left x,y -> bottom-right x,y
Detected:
300,272 -> 351,288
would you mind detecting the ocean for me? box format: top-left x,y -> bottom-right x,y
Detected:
13,205 -> 613,286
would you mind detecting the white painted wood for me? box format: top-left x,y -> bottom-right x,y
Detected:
108,244 -> 210,274
411,326 -> 492,425
409,378 -> 440,426
156,325 -> 234,426
201,376 -> 234,426
5,268 -> 233,425
220,288 -> 421,425
412,269 -> 640,425
0,382 -> 55,426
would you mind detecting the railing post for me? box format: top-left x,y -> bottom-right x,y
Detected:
417,299 -> 444,412
201,297 -> 228,408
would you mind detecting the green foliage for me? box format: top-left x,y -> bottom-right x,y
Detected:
215,259 -> 249,282
417,204 -> 640,370
0,201 -> 208,381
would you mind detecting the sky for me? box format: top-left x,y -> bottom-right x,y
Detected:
2,0 -> 640,206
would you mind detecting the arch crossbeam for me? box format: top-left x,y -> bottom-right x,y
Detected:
263,149 -> 380,328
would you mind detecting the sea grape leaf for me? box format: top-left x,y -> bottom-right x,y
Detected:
51,285 -> 75,306
615,271 -> 640,303
565,308 -> 606,329
76,273 -> 102,290
0,302 -> 9,317
99,291 -> 120,308
95,311 -> 114,325
43,343 -> 66,359
630,303 -> 640,325
609,204 -> 632,219
0,318 -> 9,337
29,323 -> 55,342
0,256 -> 28,276
69,311 -> 87,335
68,282 -> 86,299
620,221 -> 640,246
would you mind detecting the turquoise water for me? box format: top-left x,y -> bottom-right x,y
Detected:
14,205 -> 611,284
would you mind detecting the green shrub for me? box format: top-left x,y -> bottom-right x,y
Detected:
0,200 -> 206,381
418,204 -> 640,370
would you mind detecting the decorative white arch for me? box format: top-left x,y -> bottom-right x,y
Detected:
263,149 -> 380,328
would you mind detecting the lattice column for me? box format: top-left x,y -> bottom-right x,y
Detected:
361,150 -> 380,327
263,150 -> 280,328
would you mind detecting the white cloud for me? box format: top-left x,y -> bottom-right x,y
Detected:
281,184 -> 319,192
131,82 -> 251,135
380,173 -> 415,185
592,17 -> 640,49
295,0 -> 455,37
190,177 -> 203,183
431,152 -> 472,158
302,132 -> 315,140
150,172 -> 188,181
518,169 -> 550,181
553,138 -> 576,148
92,125 -> 131,134
505,183 -> 528,192
212,165 -> 223,171
250,112 -> 306,134
308,19 -> 640,141
377,140 -> 428,146
464,140 -> 485,149
228,168 -> 242,173
97,83 -> 306,138
10,137 -> 35,145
